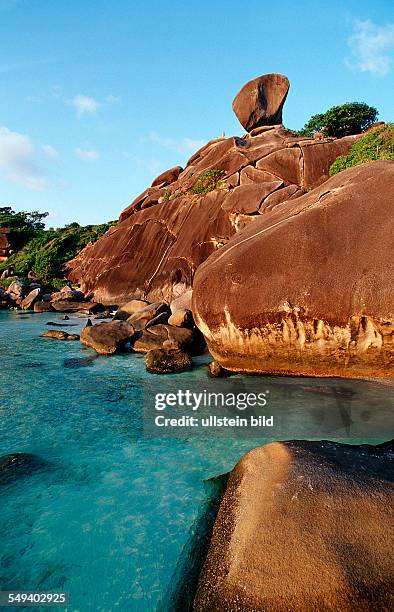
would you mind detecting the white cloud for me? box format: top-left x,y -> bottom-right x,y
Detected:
69,95 -> 100,117
0,126 -> 46,191
75,147 -> 99,161
146,131 -> 205,154
42,144 -> 59,160
346,19 -> 394,76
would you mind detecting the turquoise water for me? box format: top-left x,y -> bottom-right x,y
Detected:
0,310 -> 392,611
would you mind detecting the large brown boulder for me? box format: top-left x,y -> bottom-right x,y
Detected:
232,74 -> 290,132
66,125 -> 357,306
80,320 -> 135,354
193,161 -> 394,378
194,440 -> 394,612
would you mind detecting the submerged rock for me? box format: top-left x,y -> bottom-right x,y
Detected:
193,161 -> 394,378
194,439 -> 394,612
0,453 -> 49,485
146,348 -> 192,374
42,330 -> 80,341
80,320 -> 135,354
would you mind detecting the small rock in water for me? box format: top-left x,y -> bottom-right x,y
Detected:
42,330 -> 80,341
146,348 -> 192,374
208,361 -> 227,378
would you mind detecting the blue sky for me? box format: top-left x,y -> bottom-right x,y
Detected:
0,0 -> 393,226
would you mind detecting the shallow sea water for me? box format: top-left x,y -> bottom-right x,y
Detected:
0,311 -> 392,611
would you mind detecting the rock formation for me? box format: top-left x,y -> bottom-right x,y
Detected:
192,161 -> 394,378
232,73 -> 290,131
194,439 -> 394,612
66,77 -> 358,305
80,320 -> 135,354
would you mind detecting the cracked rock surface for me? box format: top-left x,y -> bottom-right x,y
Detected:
66,125 -> 357,305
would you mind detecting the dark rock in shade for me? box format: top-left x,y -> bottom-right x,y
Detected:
51,300 -> 103,314
34,300 -> 54,313
193,161 -> 394,378
0,287 -> 12,308
42,330 -> 80,341
194,439 -> 394,612
151,165 -> 183,187
133,324 -> 194,353
146,348 -> 192,374
0,453 -> 49,485
232,73 -> 290,132
21,287 -> 42,310
80,320 -> 135,354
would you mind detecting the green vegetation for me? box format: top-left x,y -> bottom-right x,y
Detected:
302,102 -> 378,138
0,207 -> 115,287
329,124 -> 394,176
0,207 -> 48,251
191,169 -> 224,195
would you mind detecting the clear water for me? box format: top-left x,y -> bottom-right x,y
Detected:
0,311 -> 392,611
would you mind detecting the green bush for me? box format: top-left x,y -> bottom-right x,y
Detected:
191,169 -> 224,195
329,124 -> 394,176
303,102 -> 378,138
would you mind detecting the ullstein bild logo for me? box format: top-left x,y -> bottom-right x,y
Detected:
146,389 -> 274,433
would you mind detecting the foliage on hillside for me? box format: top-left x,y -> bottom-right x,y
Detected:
302,102 -> 378,138
0,208 -> 115,287
0,207 -> 48,251
329,124 -> 394,176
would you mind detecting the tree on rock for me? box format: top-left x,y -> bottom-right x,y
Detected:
303,102 -> 378,138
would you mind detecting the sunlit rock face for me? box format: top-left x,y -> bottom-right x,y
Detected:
66,118 -> 358,305
194,440 -> 394,612
192,161 -> 394,378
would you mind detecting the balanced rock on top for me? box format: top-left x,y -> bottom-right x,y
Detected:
232,73 -> 290,132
